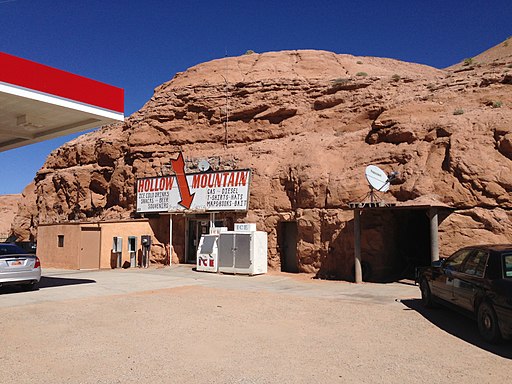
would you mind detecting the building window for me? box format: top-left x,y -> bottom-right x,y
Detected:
58,235 -> 64,248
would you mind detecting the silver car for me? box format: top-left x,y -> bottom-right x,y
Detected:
0,243 -> 41,290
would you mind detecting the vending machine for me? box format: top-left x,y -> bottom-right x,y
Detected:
196,234 -> 220,273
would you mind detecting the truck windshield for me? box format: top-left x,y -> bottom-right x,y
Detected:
503,253 -> 512,278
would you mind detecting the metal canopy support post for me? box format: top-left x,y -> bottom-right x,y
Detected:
169,214 -> 173,265
209,212 -> 216,234
354,209 -> 362,284
429,208 -> 439,262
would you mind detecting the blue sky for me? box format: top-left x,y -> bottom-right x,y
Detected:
0,0 -> 511,194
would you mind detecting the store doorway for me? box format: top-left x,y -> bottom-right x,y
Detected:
278,221 -> 298,273
186,217 -> 225,264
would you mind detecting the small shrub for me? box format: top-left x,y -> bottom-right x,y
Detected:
356,60 -> 363,64
356,72 -> 368,77
391,74 -> 401,82
453,109 -> 464,115
505,41 -> 509,47
463,57 -> 473,66
244,50 -> 255,55
492,101 -> 503,108
508,64 -> 512,68
332,77 -> 350,84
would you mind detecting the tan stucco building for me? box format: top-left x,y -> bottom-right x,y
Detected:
37,219 -> 166,269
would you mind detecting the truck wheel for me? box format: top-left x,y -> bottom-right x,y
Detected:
420,278 -> 434,308
477,302 -> 502,343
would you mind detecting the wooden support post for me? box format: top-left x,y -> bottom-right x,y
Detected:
429,208 -> 439,262
169,215 -> 173,265
209,212 -> 216,234
354,209 -> 362,283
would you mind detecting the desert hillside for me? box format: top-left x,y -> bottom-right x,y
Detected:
8,39 -> 512,277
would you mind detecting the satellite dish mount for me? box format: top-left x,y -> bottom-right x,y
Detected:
347,165 -> 398,208
198,159 -> 211,172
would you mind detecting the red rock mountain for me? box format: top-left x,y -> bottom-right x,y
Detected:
0,194 -> 21,241
10,39 -> 512,277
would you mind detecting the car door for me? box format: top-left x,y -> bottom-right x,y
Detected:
431,249 -> 472,302
451,249 -> 488,311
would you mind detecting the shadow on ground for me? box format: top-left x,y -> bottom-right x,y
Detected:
401,298 -> 512,359
0,276 -> 95,294
39,276 -> 96,288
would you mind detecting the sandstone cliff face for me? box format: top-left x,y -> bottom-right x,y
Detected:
12,42 -> 512,277
0,194 -> 21,241
9,184 -> 35,242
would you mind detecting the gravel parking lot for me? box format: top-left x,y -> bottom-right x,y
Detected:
1,266 -> 510,383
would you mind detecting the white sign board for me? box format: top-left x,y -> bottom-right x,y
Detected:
136,169 -> 251,213
234,223 -> 257,232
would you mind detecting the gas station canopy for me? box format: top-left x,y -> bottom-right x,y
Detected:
0,52 -> 124,152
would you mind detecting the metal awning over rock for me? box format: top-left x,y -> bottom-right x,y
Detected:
0,52 -> 124,152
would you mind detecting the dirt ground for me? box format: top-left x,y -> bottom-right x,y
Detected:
1,273 -> 511,384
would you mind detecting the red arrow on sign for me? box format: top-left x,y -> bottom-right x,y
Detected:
171,152 -> 195,209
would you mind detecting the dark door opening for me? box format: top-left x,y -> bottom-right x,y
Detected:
279,221 -> 298,273
187,219 -> 208,263
186,218 -> 224,264
393,209 -> 431,280
354,207 -> 439,283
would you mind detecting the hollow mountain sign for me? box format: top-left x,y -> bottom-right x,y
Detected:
136,156 -> 251,213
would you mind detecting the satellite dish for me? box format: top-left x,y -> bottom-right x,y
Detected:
198,159 -> 211,172
365,165 -> 390,192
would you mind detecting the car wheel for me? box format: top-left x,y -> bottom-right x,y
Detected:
20,282 -> 38,291
477,302 -> 502,343
420,278 -> 434,307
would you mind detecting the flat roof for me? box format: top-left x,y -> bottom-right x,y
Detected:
0,52 -> 124,151
347,202 -> 452,210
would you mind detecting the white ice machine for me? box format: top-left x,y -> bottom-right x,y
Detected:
217,231 -> 268,275
196,234 -> 219,273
